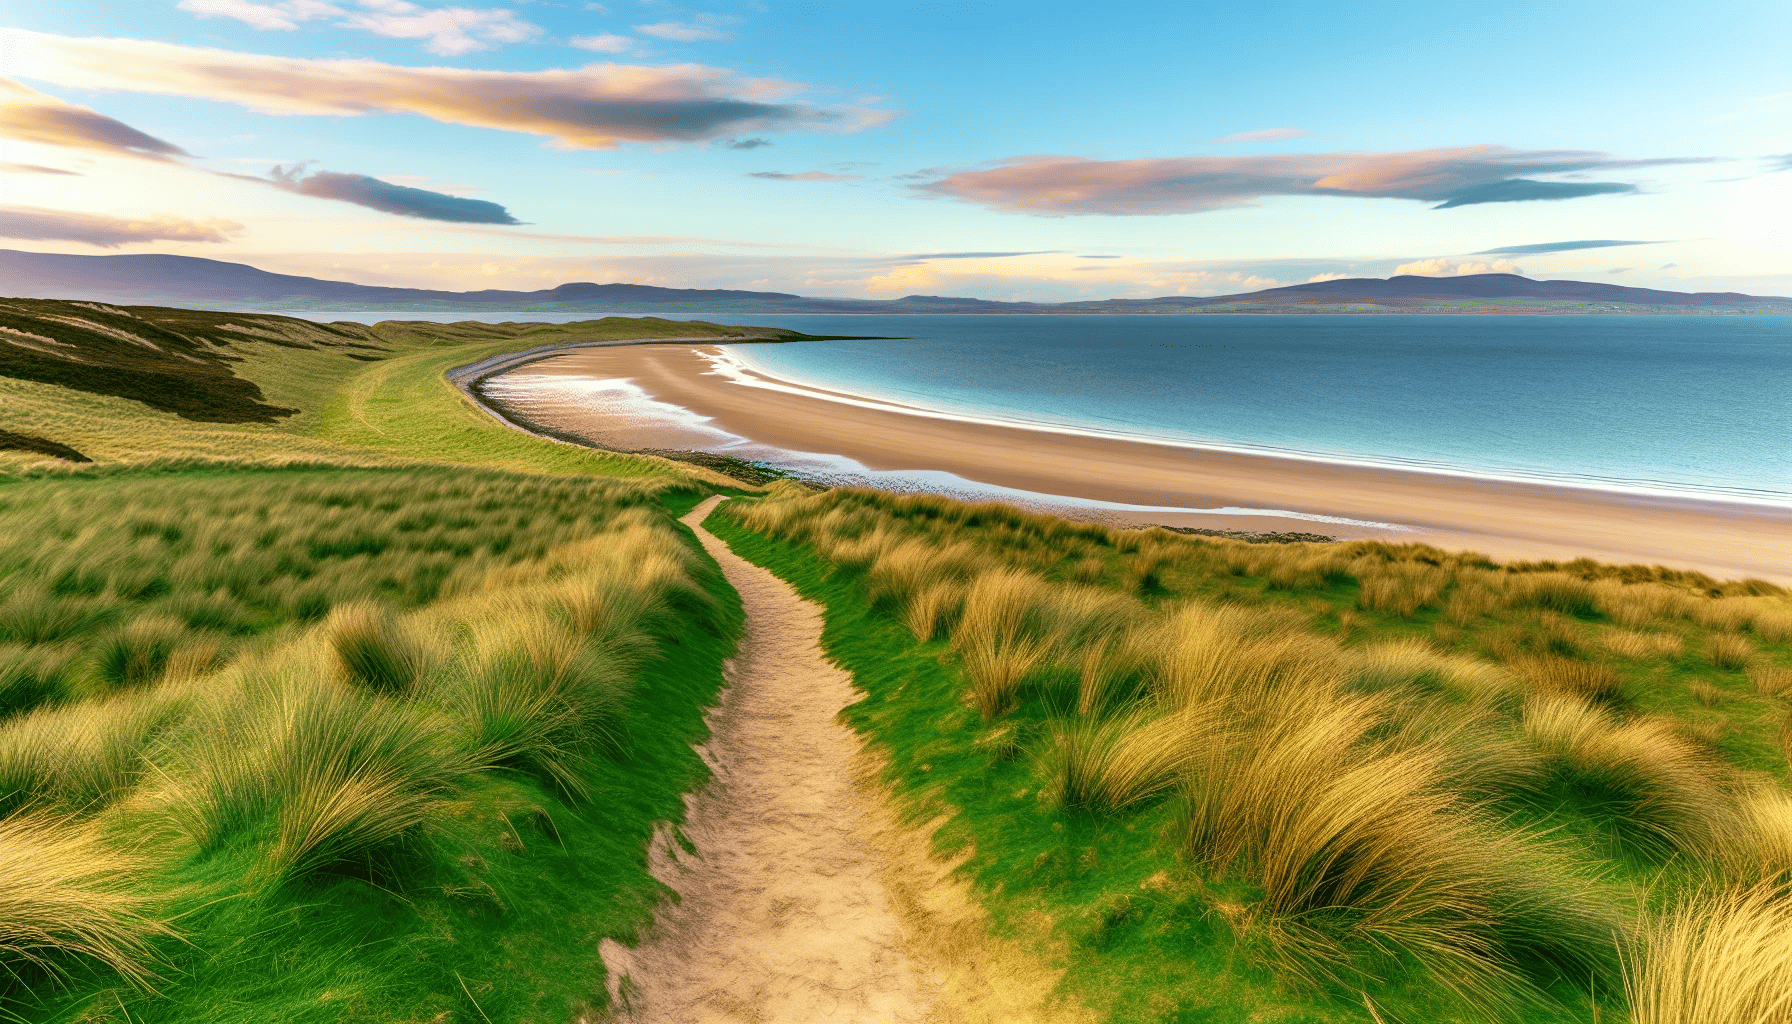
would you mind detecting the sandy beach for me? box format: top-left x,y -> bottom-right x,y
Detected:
488,343 -> 1792,584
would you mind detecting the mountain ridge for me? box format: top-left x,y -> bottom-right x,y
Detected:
1,248 -> 1784,314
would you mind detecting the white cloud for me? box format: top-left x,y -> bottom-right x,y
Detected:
636,21 -> 731,42
176,0 -> 342,31
176,0 -> 543,56
1392,257 -> 1524,277
570,33 -> 634,53
341,1 -> 542,55
1306,271 -> 1351,283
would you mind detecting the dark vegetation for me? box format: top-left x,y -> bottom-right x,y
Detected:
0,298 -> 389,421
710,484 -> 1792,1024
0,429 -> 88,463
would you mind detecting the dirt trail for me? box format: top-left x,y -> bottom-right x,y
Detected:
599,495 -> 950,1023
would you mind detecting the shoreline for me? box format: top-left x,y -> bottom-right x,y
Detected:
704,346 -> 1790,512
478,342 -> 1792,584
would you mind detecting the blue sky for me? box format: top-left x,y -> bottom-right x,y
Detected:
1,0 -> 1788,299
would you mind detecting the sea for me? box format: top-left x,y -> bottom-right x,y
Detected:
300,312 -> 1792,510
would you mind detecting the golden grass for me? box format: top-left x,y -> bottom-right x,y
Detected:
1510,654 -> 1626,704
1522,694 -> 1733,854
1624,883 -> 1792,1024
0,814 -> 169,987
1042,706 -> 1208,811
326,603 -> 439,696
1748,664 -> 1792,698
1599,627 -> 1685,661
1709,633 -> 1755,671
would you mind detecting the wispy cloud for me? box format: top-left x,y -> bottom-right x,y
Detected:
3,29 -> 891,149
569,33 -> 634,53
177,0 -> 543,56
635,14 -> 740,42
724,137 -> 771,149
917,146 -> 1702,216
0,78 -> 190,160
0,162 -> 81,175
1767,153 -> 1792,173
0,205 -> 242,246
1472,239 -> 1660,256
748,170 -> 862,181
908,251 -> 1058,259
235,164 -> 523,223
1211,128 -> 1310,144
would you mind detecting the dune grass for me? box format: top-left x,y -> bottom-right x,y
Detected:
0,464 -> 742,1022
707,483 -> 1792,1023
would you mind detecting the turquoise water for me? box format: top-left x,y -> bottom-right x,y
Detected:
711,315 -> 1792,507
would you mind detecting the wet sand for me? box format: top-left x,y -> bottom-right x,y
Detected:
500,345 -> 1792,584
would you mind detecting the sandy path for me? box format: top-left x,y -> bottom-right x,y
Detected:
599,495 -> 949,1023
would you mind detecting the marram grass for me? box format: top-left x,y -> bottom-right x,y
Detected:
0,463 -> 741,1022
711,483 -> 1792,1023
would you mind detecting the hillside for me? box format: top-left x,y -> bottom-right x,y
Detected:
4,249 -> 1787,315
0,296 -> 798,472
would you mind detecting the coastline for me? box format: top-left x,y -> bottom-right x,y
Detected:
480,343 -> 1792,584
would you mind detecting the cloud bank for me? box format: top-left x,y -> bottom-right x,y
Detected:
1473,239 -> 1658,256
918,146 -> 1696,216
0,79 -> 190,160
2,30 -> 890,149
0,206 -> 242,246
253,165 -> 522,222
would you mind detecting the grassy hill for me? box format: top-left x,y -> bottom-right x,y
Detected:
1,296 -> 1788,1023
0,296 -> 793,476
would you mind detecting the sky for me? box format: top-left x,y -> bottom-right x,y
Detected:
1,0 -> 1789,301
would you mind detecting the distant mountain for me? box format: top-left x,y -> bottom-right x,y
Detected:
2,249 -> 1785,314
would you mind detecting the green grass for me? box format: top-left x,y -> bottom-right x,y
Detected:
706,485 -> 1792,1023
0,466 -> 742,1022
0,299 -> 789,480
